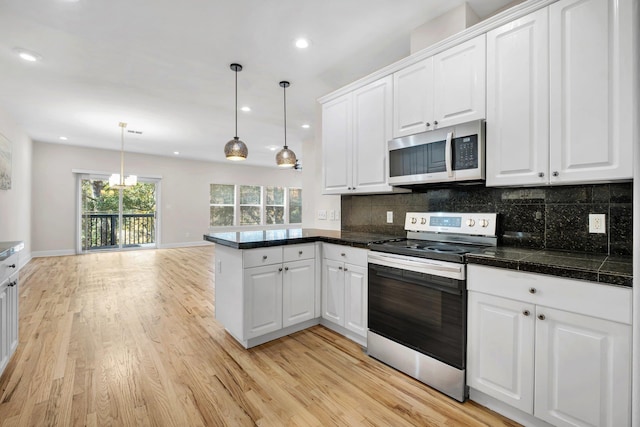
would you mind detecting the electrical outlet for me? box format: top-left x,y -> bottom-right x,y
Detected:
318,210 -> 327,220
386,211 -> 393,223
589,214 -> 606,233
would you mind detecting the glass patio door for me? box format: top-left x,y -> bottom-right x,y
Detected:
78,175 -> 158,252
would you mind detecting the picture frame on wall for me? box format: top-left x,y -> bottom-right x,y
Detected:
0,133 -> 12,190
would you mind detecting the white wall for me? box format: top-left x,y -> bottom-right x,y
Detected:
31,142 -> 304,255
0,107 -> 32,265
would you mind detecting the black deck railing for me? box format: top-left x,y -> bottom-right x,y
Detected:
82,213 -> 155,250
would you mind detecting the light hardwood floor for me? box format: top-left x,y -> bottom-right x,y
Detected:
0,246 -> 520,426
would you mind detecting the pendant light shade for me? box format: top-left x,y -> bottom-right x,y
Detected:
224,63 -> 248,161
109,122 -> 137,189
276,80 -> 297,168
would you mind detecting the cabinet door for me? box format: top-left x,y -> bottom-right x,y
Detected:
322,259 -> 344,326
322,95 -> 352,194
343,263 -> 367,338
7,276 -> 18,354
534,306 -> 631,427
243,265 -> 282,339
549,0 -> 633,183
486,8 -> 549,187
393,57 -> 434,137
352,76 -> 393,193
467,292 -> 535,414
0,283 -> 8,375
282,259 -> 315,328
433,35 -> 486,128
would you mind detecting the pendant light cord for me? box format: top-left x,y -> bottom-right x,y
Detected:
283,83 -> 287,149
234,68 -> 238,139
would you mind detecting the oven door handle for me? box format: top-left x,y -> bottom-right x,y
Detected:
368,252 -> 464,277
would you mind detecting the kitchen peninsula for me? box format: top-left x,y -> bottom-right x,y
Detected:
204,228 -> 402,348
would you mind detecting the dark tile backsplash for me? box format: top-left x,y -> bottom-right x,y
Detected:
341,182 -> 633,256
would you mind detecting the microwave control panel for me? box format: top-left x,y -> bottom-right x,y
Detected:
452,135 -> 478,170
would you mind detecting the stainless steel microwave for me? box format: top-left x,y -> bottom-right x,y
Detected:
388,120 -> 485,186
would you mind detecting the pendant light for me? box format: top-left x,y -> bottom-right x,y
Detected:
109,122 -> 137,189
275,80 -> 297,168
224,63 -> 248,161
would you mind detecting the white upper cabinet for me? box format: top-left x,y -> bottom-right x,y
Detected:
393,34 -> 486,138
393,58 -> 434,137
322,95 -> 352,194
487,0 -> 633,186
322,76 -> 399,195
432,35 -> 486,128
486,8 -> 549,186
548,0 -> 633,183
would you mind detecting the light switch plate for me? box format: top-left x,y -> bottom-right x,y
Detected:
329,210 -> 336,220
318,210 -> 327,220
588,214 -> 606,233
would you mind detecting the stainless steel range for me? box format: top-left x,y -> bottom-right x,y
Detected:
367,212 -> 497,402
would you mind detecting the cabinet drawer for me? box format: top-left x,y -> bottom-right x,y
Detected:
323,243 -> 367,266
468,265 -> 632,324
283,243 -> 315,262
0,253 -> 18,283
243,247 -> 283,268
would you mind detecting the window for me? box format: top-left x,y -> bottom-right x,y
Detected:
210,184 -> 235,227
209,184 -> 302,228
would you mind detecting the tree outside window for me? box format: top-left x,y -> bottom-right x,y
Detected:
288,188 -> 302,224
239,185 -> 261,225
266,187 -> 285,225
210,184 -> 235,226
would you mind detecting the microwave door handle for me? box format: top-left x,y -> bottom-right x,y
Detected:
445,131 -> 454,177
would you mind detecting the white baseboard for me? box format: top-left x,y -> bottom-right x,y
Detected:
31,249 -> 76,258
158,241 -> 212,249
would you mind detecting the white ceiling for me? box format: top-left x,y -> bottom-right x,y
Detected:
0,0 -> 516,168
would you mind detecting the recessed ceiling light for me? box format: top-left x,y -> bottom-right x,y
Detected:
241,106 -> 251,112
59,136 -> 68,140
295,38 -> 310,49
13,47 -> 42,62
173,151 -> 180,155
301,124 -> 310,129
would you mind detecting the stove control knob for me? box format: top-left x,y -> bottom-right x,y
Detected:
480,219 -> 490,228
411,217 -> 417,224
466,219 -> 476,227
420,217 -> 427,225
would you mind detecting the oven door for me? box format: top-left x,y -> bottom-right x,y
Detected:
368,254 -> 466,369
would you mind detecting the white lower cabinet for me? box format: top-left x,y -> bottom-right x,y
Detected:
467,265 -> 632,427
0,252 -> 19,377
321,244 -> 368,344
215,243 -> 317,348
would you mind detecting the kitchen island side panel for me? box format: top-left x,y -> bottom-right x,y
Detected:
214,244 -> 244,339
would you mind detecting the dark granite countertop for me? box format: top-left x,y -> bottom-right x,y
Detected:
466,247 -> 632,288
203,228 -> 404,250
0,241 -> 24,261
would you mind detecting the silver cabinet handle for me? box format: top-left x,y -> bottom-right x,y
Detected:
538,314 -> 546,321
538,172 -> 544,178
338,266 -> 343,270
523,310 -> 530,316
341,253 -> 346,257
529,287 -> 537,294
434,120 -> 439,126
8,280 -> 17,287
8,264 -> 16,268
284,266 -> 289,271
426,122 -> 431,127
278,267 -> 283,272
298,250 -> 303,255
344,267 -> 348,271
263,255 -> 268,260
552,171 -> 559,177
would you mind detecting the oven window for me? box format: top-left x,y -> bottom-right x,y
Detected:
368,264 -> 466,369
